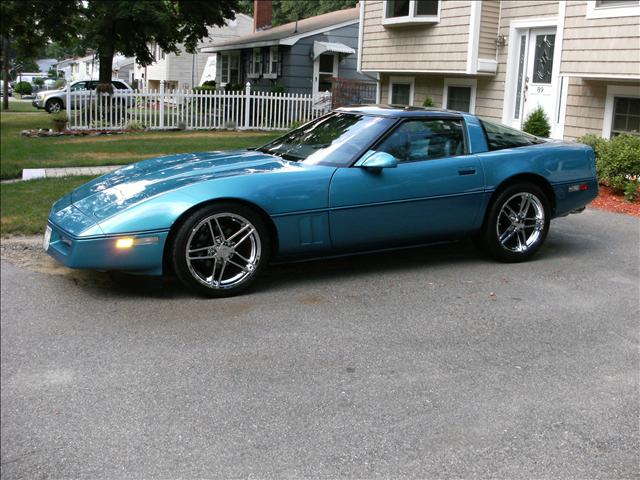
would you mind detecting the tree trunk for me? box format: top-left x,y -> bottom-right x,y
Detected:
97,49 -> 114,94
2,35 -> 10,111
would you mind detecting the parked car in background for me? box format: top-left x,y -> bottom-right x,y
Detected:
44,106 -> 598,298
33,79 -> 133,113
0,80 -> 13,97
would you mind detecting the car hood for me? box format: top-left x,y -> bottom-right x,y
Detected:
38,88 -> 63,96
70,150 -> 290,221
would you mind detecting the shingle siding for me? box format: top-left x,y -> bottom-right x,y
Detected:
361,0 -> 471,72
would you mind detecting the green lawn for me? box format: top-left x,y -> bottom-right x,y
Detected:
1,176 -> 97,236
1,111 -> 279,179
1,101 -> 40,113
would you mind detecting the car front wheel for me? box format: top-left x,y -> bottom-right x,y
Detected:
171,203 -> 270,297
481,183 -> 550,262
46,99 -> 63,113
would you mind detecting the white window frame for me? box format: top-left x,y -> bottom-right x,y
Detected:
586,0 -> 640,18
382,0 -> 440,26
388,76 -> 415,105
443,78 -> 477,113
263,46 -> 279,79
602,84 -> 640,138
248,48 -> 262,79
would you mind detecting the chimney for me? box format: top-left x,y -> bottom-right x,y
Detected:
253,0 -> 272,32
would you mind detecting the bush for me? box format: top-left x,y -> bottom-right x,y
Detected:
194,80 -> 217,93
522,106 -> 551,137
14,81 -> 32,95
224,83 -> 243,92
51,112 -> 67,132
53,79 -> 66,90
125,121 -> 145,131
270,85 -> 286,94
578,133 -> 640,202
422,97 -> 433,107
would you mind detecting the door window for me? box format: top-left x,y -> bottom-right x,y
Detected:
532,34 -> 555,84
375,119 -> 466,163
514,34 -> 527,119
318,54 -> 335,92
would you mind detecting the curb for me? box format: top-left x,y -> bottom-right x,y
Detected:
20,166 -> 121,181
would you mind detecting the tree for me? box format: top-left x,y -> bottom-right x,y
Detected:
522,106 -> 551,138
0,0 -> 81,109
81,0 -> 240,92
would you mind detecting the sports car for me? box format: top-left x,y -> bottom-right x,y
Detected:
44,106 -> 598,297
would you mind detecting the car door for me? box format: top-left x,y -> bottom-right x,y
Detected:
329,118 -> 485,250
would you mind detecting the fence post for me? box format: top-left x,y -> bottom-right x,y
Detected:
159,80 -> 165,129
66,84 -> 71,128
244,82 -> 251,130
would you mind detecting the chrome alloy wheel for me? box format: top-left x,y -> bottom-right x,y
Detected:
185,213 -> 261,290
496,192 -> 545,253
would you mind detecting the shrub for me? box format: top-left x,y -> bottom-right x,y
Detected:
578,133 -> 640,202
51,112 -> 67,132
522,106 -> 551,137
14,81 -> 32,95
125,121 -> 145,131
53,79 -> 66,90
224,83 -> 243,92
194,80 -> 217,93
422,97 -> 433,107
270,84 -> 286,94
33,77 -> 44,87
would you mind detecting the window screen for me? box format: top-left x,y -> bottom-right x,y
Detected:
446,86 -> 472,112
612,96 -> 640,136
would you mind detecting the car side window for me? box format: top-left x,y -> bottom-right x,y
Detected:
375,119 -> 466,163
480,119 -> 544,151
70,82 -> 87,91
112,81 -> 127,89
87,81 -> 98,90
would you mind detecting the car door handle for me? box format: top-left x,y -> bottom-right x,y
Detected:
458,168 -> 476,176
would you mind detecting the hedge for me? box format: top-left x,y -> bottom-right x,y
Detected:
578,133 -> 640,202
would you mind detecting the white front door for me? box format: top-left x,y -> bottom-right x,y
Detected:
312,53 -> 338,99
510,27 -> 558,129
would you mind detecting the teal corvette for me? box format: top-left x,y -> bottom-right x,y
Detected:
45,106 -> 598,297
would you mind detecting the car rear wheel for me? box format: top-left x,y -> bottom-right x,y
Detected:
46,99 -> 63,113
171,203 -> 270,297
481,183 -> 550,262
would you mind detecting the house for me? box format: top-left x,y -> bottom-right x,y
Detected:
358,0 -> 640,140
133,14 -> 254,91
59,53 -> 135,83
200,1 -> 375,99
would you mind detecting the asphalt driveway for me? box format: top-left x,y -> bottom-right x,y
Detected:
1,209 -> 638,479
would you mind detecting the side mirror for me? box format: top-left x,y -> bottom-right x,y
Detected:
356,151 -> 398,169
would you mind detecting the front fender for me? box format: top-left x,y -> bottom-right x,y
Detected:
96,165 -> 336,235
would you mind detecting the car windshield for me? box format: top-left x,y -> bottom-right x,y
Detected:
257,112 -> 395,167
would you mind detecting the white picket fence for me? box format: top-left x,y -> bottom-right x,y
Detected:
65,81 -> 332,131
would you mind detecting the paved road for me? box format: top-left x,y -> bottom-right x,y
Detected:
1,209 -> 638,479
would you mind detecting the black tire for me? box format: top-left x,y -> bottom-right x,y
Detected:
480,182 -> 551,262
46,98 -> 64,113
171,203 -> 271,298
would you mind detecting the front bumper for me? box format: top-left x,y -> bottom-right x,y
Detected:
32,99 -> 44,109
45,221 -> 169,276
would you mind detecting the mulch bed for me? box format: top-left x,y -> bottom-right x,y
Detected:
589,185 -> 640,217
